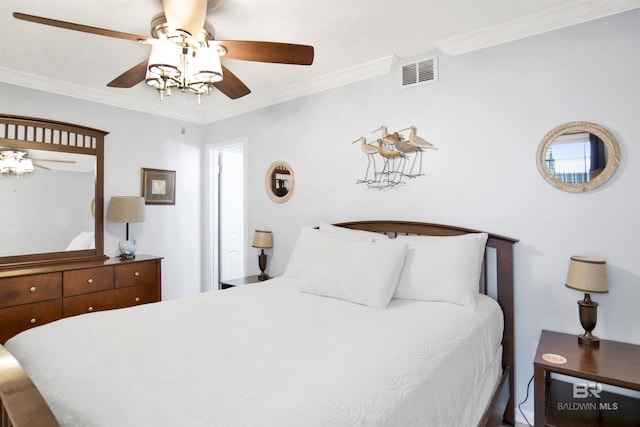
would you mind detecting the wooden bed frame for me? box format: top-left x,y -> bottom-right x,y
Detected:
335,221 -> 517,426
0,220 -> 517,427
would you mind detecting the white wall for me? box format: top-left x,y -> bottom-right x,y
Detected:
0,85 -> 204,300
206,10 -> 639,422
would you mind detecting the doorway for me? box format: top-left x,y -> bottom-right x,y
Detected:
205,140 -> 246,291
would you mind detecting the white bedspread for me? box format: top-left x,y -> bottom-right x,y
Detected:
6,277 -> 503,427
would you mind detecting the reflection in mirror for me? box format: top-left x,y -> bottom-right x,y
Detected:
543,132 -> 606,184
0,148 -> 96,257
0,115 -> 106,266
536,122 -> 620,193
266,161 -> 295,203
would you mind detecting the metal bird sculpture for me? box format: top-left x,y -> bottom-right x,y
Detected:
352,137 -> 379,184
352,125 -> 436,190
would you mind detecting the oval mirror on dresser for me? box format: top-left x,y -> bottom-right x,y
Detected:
536,121 -> 620,192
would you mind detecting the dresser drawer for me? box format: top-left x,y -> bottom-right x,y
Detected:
114,260 -> 156,288
63,283 -> 158,317
0,273 -> 62,308
0,299 -> 63,343
63,266 -> 114,296
110,284 -> 159,309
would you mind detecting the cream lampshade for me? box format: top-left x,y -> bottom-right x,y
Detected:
252,230 -> 273,281
108,196 -> 145,259
565,256 -> 609,345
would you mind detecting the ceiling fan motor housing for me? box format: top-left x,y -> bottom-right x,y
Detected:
151,13 -> 214,44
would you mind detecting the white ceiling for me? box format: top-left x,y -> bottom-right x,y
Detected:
1,0 -> 639,124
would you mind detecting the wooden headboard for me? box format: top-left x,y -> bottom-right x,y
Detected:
335,220 -> 518,426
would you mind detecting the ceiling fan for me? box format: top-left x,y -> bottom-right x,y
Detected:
13,0 -> 314,101
0,149 -> 79,175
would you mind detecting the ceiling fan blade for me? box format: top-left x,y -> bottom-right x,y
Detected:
211,41 -> 314,65
13,12 -> 149,42
107,60 -> 149,88
162,0 -> 206,37
213,65 -> 251,99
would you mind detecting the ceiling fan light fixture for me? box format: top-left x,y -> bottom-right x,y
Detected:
148,41 -> 181,78
145,69 -> 176,101
146,39 -> 224,102
20,158 -> 35,174
0,150 -> 34,176
193,46 -> 223,83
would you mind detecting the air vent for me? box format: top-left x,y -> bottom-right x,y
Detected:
401,56 -> 438,88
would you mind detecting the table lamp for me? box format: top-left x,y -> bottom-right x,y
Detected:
252,230 -> 273,281
565,256 -> 609,346
107,196 -> 145,259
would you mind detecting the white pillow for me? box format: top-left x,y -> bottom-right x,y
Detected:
65,231 -> 95,251
285,228 -> 407,309
393,233 -> 488,308
319,220 -> 389,241
285,227 -> 372,279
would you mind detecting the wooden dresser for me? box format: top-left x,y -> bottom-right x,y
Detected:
0,255 -> 162,343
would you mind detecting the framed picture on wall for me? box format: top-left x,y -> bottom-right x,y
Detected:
141,168 -> 176,205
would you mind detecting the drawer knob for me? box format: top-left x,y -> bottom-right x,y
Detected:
30,318 -> 37,324
30,286 -> 37,292
135,297 -> 140,302
88,306 -> 94,312
87,278 -> 94,284
134,271 -> 140,277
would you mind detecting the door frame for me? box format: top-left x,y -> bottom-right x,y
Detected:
203,138 -> 248,292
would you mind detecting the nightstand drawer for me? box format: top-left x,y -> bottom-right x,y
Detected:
114,261 -> 156,288
0,299 -> 62,343
0,273 -> 62,308
63,266 -> 114,296
63,284 -> 158,317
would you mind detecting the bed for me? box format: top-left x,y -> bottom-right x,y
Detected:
0,220 -> 517,427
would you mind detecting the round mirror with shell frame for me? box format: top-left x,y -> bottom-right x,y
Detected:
536,121 -> 620,193
266,160 -> 295,203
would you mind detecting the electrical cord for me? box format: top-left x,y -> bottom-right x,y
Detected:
517,374 -> 535,427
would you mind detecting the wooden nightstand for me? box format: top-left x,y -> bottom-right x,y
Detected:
218,275 -> 263,290
534,330 -> 640,426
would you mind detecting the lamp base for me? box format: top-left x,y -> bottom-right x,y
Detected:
258,250 -> 268,281
117,239 -> 137,260
577,293 -> 599,346
578,331 -> 600,346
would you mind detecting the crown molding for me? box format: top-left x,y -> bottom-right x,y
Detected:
0,66 -> 208,123
3,0 -> 637,123
435,0 -> 640,55
0,56 -> 397,124
201,55 -> 399,123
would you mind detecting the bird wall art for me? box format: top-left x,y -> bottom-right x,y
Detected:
352,126 -> 436,189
